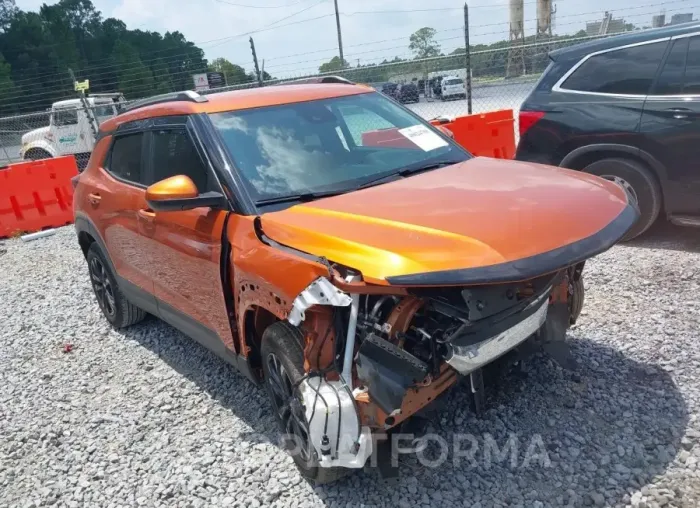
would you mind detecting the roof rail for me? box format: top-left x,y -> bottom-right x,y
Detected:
282,76 -> 355,85
122,90 -> 208,113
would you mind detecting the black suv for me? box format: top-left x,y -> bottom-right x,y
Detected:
517,22 -> 700,239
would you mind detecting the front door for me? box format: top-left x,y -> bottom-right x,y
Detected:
641,33 -> 700,214
52,106 -> 93,156
145,121 -> 234,350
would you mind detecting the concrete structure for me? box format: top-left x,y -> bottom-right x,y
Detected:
507,0 -> 526,78
671,13 -> 694,25
586,12 -> 626,36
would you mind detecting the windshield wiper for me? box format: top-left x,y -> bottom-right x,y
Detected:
357,159 -> 464,190
255,189 -> 348,206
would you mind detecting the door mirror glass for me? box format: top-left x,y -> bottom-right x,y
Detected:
146,175 -> 199,203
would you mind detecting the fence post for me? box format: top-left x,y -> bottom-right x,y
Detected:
0,137 -> 11,166
250,37 -> 263,87
464,2 -> 473,115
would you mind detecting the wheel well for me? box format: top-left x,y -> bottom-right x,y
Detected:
243,306 -> 280,373
78,231 -> 95,259
24,147 -> 53,159
564,149 -> 664,208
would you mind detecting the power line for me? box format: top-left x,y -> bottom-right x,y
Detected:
2,1 -> 696,102
213,0 -> 309,8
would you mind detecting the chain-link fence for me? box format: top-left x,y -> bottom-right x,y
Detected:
0,102 -> 123,168
0,33 -> 615,168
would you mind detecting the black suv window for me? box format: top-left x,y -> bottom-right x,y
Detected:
684,36 -> 700,94
107,133 -> 145,184
149,129 -> 209,191
562,41 -> 667,95
654,38 -> 689,95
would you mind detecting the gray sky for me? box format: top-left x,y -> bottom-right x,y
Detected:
15,0 -> 700,77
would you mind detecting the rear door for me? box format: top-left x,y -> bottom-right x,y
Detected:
641,33 -> 700,214
89,130 -> 158,306
145,117 -> 234,350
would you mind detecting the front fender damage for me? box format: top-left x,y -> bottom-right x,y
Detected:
287,276 -> 373,469
283,269 -> 584,473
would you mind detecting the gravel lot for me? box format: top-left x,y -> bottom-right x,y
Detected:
1,222 -> 699,508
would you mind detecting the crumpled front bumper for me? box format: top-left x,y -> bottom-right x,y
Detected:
444,289 -> 550,375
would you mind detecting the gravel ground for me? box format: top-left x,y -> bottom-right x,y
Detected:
1,222 -> 699,508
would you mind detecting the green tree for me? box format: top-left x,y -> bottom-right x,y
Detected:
0,0 -> 17,32
409,27 -> 440,59
319,56 -> 349,73
0,52 -> 16,114
112,40 -> 154,98
209,57 -> 251,85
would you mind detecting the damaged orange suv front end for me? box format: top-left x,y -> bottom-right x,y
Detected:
73,80 -> 638,484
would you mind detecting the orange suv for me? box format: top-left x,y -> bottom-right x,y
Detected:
73,79 -> 638,484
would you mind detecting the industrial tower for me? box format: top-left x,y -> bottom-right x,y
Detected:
507,0 -> 556,77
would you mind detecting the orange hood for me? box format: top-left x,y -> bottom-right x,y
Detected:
259,157 -> 637,286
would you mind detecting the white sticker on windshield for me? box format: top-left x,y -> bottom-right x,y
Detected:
398,125 -> 449,151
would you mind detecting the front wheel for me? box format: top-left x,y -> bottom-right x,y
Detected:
261,321 -> 351,485
583,158 -> 662,241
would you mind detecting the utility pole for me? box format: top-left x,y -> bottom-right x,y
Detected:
250,37 -> 263,87
464,3 -> 473,114
334,0 -> 344,64
69,68 -> 98,138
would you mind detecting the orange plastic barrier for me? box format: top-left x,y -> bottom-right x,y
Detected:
0,156 -> 78,238
431,109 -> 515,159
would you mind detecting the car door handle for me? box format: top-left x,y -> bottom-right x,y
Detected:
87,193 -> 101,205
137,209 -> 156,222
665,107 -> 693,119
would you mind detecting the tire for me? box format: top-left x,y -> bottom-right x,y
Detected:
582,158 -> 662,241
24,149 -> 52,161
86,243 -> 146,328
261,321 -> 352,485
569,276 -> 584,324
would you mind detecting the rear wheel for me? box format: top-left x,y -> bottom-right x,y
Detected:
261,321 -> 351,485
86,243 -> 146,328
583,158 -> 662,241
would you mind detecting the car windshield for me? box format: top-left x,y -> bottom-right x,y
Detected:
443,78 -> 462,85
210,92 -> 468,203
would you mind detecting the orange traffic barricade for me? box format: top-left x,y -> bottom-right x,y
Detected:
432,109 -> 516,159
0,156 -> 79,238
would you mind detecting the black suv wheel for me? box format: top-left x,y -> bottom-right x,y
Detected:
583,158 -> 662,240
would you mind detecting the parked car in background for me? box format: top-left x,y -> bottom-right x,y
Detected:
73,80 -> 635,484
441,76 -> 466,100
380,82 -> 399,99
398,82 -> 419,103
517,22 -> 700,240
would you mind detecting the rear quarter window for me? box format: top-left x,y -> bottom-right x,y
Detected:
560,41 -> 668,95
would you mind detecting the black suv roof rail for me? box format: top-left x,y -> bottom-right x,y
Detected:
282,76 -> 355,85
122,90 -> 208,113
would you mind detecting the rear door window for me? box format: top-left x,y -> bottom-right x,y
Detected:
106,132 -> 145,185
561,41 -> 667,95
653,38 -> 689,95
683,36 -> 700,94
